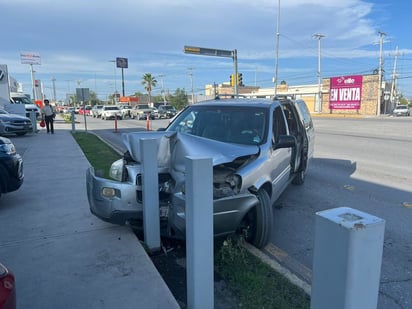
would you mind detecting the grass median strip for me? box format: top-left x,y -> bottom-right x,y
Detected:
72,131 -> 121,178
73,131 -> 310,308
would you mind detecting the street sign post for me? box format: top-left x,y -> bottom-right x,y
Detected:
76,87 -> 90,132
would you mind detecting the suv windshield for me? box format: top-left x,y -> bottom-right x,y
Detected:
11,96 -> 33,105
167,105 -> 268,145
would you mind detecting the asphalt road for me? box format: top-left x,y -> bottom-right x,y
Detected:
272,116 -> 412,309
75,114 -> 412,308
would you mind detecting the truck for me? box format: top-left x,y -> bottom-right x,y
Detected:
9,92 -> 41,119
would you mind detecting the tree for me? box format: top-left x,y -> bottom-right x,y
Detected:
170,88 -> 189,110
89,91 -> 102,106
141,73 -> 157,104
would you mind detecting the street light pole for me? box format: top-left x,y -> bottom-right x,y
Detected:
313,33 -> 325,113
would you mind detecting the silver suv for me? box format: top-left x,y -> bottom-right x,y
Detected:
100,105 -> 122,120
87,98 -> 314,248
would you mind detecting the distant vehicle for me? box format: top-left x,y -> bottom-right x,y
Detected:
91,105 -> 104,118
0,136 -> 24,199
392,105 -> 410,116
9,92 -> 41,119
87,98 -> 315,249
119,105 -> 132,118
0,109 -> 33,136
150,107 -> 160,119
130,104 -> 155,120
0,261 -> 16,309
78,105 -> 92,116
101,105 -> 122,120
157,105 -> 177,119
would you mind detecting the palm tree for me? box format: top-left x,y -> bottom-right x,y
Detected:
141,73 -> 157,104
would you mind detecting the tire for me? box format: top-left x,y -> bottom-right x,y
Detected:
292,164 -> 306,185
240,189 -> 272,249
0,165 -> 8,198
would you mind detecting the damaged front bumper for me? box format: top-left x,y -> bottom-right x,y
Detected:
86,167 -> 259,239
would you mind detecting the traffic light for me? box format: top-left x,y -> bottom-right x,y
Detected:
230,74 -> 234,87
237,73 -> 243,87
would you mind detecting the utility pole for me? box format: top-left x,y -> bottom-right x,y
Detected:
377,31 -> 386,116
51,77 -> 57,103
390,46 -> 399,107
274,0 -> 280,97
30,64 -> 37,101
313,33 -> 325,113
188,68 -> 195,104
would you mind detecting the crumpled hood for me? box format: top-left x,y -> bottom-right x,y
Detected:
122,131 -> 260,171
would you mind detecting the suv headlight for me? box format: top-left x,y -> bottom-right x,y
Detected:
109,159 -> 125,181
0,143 -> 16,155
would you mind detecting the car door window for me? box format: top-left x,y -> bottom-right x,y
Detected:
273,106 -> 287,144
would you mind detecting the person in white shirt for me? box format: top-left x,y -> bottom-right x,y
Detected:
40,99 -> 55,134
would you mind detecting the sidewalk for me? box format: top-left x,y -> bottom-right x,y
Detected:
0,118 -> 179,308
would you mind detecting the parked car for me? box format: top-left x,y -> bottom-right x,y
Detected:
100,105 -> 122,120
150,107 -> 160,119
392,105 -> 410,116
130,104 -> 155,120
91,105 -> 104,118
0,262 -> 16,309
157,105 -> 177,119
0,109 -> 33,136
0,136 -> 24,199
119,105 -> 132,118
78,105 -> 92,116
87,98 -> 314,248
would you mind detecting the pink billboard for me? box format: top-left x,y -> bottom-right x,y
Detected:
329,75 -> 363,110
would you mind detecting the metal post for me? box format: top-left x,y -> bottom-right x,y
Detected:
311,207 -> 385,309
71,110 -> 75,133
140,138 -> 160,251
186,157 -> 214,309
121,68 -> 125,97
30,111 -> 37,133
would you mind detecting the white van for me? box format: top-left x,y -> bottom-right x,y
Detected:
9,92 -> 41,119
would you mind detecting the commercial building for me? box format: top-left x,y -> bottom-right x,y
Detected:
205,73 -> 396,116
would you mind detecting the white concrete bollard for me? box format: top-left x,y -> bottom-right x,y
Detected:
186,157 -> 214,309
140,138 -> 160,251
311,207 -> 385,309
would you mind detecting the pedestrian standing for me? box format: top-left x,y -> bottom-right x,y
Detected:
41,99 -> 55,134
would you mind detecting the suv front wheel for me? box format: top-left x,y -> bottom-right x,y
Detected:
239,189 -> 272,249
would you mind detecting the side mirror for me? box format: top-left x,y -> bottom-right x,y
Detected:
276,135 -> 296,149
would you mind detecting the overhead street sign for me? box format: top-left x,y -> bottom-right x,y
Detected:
184,46 -> 233,58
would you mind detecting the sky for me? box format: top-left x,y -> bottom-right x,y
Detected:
1,0 -> 412,101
